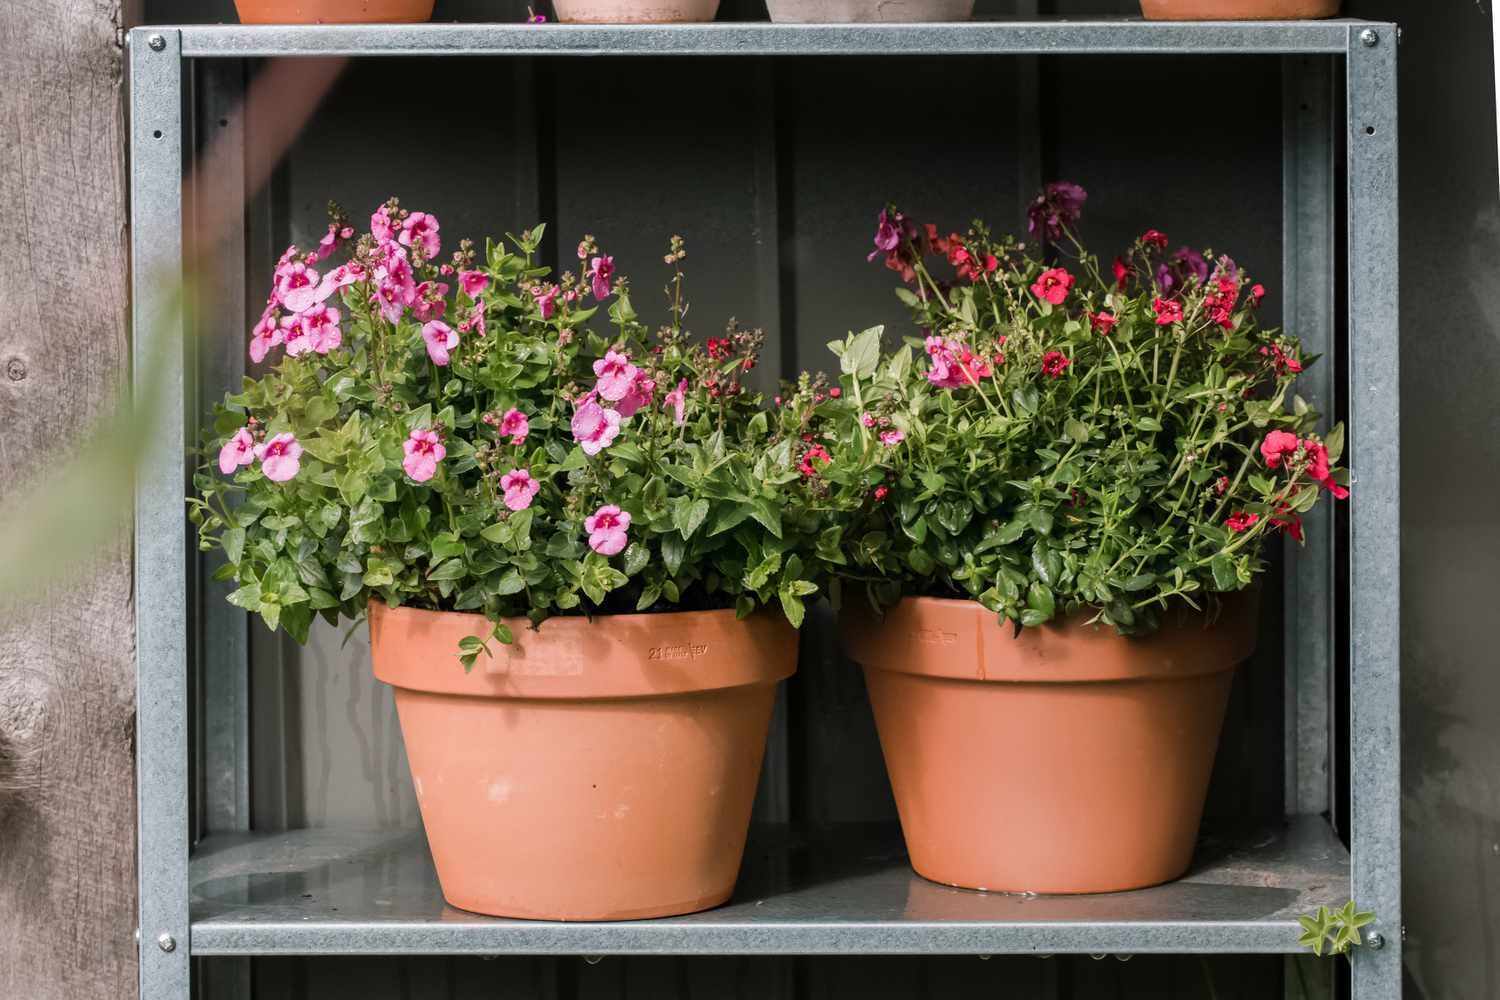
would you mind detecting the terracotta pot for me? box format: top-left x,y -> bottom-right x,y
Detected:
843,596 -> 1257,894
370,600 -> 796,920
551,0 -> 720,22
765,0 -> 975,21
233,0 -> 435,22
1139,0 -> 1339,19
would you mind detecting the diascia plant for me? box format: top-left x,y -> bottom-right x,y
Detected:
190,200 -> 824,663
795,184 -> 1348,633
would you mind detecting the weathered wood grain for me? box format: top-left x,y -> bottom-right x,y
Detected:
0,1 -> 137,998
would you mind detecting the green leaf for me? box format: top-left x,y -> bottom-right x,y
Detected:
1210,554 -> 1238,592
431,532 -> 466,561
1031,542 -> 1062,587
661,533 -> 687,576
492,623 -> 515,645
1064,418 -> 1091,444
221,527 -> 246,565
1026,508 -> 1054,537
1025,581 -> 1056,620
673,497 -> 710,540
493,570 -> 526,596
1323,423 -> 1346,464
480,522 -> 511,545
1135,416 -> 1163,432
778,588 -> 807,629
622,542 -> 650,577
226,582 -> 262,611
748,500 -> 782,539
710,502 -> 753,536
841,326 -> 883,380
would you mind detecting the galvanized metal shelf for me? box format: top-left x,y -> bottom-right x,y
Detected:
190,819 -> 1348,957
130,16 -> 1401,999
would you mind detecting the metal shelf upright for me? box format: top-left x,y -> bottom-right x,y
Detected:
129,18 -> 1400,1000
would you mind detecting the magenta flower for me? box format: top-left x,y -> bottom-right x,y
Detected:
315,261 -> 367,302
402,428 -> 446,483
412,281 -> 449,324
255,432 -> 302,483
218,427 -> 256,475
663,378 -> 688,426
571,399 -> 622,456
302,304 -> 342,354
592,350 -> 639,402
880,428 -> 906,447
469,301 -> 487,338
500,468 -> 541,512
371,206 -> 393,243
275,261 -> 320,314
1030,267 -> 1075,306
281,312 -> 311,357
532,283 -> 559,320
499,408 -> 529,445
1027,181 -> 1087,242
616,374 -> 657,419
317,224 -> 339,258
374,251 -> 416,323
860,412 -> 877,428
459,270 -> 490,300
589,255 -> 615,300
584,504 -> 632,557
422,321 -> 459,366
249,308 -> 282,364
398,211 -> 441,260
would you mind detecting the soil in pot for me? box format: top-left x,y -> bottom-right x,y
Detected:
234,0 -> 436,23
765,0 -> 975,21
1139,0 -> 1339,19
370,601 -> 796,921
551,0 -> 721,22
843,595 -> 1257,895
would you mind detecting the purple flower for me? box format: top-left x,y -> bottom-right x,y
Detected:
868,209 -> 902,262
1171,246 -> 1209,285
1027,181 -> 1088,242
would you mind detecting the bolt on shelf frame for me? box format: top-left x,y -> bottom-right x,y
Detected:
129,18 -> 1400,1000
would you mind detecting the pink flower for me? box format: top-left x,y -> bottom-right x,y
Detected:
374,251 -> 416,323
571,399 -> 622,456
1041,351 -> 1071,378
1260,430 -> 1300,469
880,429 -> 906,447
412,281 -> 449,324
589,255 -> 615,300
249,307 -> 283,363
617,373 -> 657,419
402,428 -> 446,483
459,270 -> 490,300
499,408 -> 529,445
1090,311 -> 1117,335
315,261 -> 368,302
532,283 -> 559,320
398,211 -> 441,259
255,432 -> 302,483
663,378 -> 688,426
275,261 -> 321,314
302,304 -> 342,354
1226,511 -> 1259,533
861,412 -> 877,428
584,504 -> 632,557
1030,267 -> 1074,306
371,206 -> 393,243
1153,297 -> 1184,325
422,321 -> 459,366
592,350 -> 638,402
317,224 -> 339,257
218,428 -> 255,475
499,468 -> 541,512
469,301 -> 487,338
281,312 -> 311,357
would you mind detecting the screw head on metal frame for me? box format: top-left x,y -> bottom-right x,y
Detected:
148,33 -> 166,51
1360,28 -> 1379,48
157,933 -> 176,953
1366,932 -> 1386,951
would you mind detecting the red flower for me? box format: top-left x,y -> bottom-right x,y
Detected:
1041,351 -> 1072,378
829,387 -> 841,398
1226,512 -> 1260,533
798,444 -> 832,478
1260,343 -> 1304,375
1271,503 -> 1304,542
1112,257 -> 1129,289
1141,229 -> 1170,249
1251,283 -> 1267,304
1152,297 -> 1184,325
1215,475 -> 1230,496
1031,267 -> 1075,306
1260,430 -> 1300,469
1303,441 -> 1350,499
873,485 -> 889,501
1089,311 -> 1117,335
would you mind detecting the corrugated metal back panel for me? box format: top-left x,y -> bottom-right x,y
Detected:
157,0 -> 1299,994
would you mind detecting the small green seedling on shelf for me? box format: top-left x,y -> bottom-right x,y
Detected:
1298,901 -> 1376,959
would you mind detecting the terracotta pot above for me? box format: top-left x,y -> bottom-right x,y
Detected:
765,0 -> 975,22
551,0 -> 721,22
1139,0 -> 1339,19
233,0 -> 436,23
843,596 -> 1258,895
370,601 -> 796,921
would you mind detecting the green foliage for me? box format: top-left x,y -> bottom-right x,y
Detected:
1298,901 -> 1377,959
190,202 -> 827,646
799,195 -> 1349,634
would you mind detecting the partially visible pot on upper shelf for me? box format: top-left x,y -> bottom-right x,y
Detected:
233,0 -> 436,22
765,0 -> 974,21
1139,0 -> 1339,19
551,0 -> 720,21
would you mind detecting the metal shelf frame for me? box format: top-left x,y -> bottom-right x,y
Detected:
128,18 -> 1400,1000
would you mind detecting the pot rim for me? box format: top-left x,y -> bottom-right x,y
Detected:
369,599 -> 798,700
841,593 -> 1258,684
